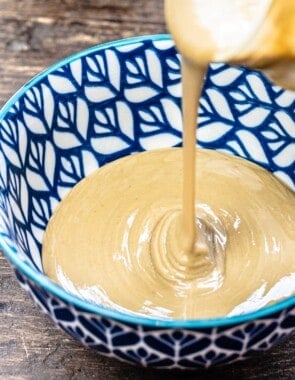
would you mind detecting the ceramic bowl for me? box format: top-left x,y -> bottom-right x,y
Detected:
0,35 -> 294,369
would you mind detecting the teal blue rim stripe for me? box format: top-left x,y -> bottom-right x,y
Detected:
0,34 -> 294,329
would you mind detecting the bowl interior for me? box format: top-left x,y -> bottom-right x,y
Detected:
0,35 -> 294,322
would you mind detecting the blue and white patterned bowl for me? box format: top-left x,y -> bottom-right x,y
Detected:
0,35 -> 294,369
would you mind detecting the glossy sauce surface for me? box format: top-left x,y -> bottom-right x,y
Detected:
43,149 -> 295,319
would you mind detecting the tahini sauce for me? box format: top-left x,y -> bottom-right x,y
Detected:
42,0 -> 295,319
43,149 -> 295,319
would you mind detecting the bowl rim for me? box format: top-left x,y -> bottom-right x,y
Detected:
0,34 -> 295,329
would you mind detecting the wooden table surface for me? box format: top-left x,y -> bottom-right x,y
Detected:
0,1 -> 294,379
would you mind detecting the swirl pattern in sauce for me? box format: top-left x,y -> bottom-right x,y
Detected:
43,148 -> 295,319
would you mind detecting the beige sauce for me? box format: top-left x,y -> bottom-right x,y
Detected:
43,149 -> 295,319
180,61 -> 206,254
42,0 -> 295,319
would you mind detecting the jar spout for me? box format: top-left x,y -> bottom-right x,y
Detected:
257,61 -> 295,91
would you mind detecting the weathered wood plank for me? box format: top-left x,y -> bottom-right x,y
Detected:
0,0 -> 165,106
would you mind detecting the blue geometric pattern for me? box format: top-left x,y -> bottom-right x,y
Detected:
14,269 -> 295,369
0,35 -> 294,368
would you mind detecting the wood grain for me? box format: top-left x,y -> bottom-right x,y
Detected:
0,0 -> 294,378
